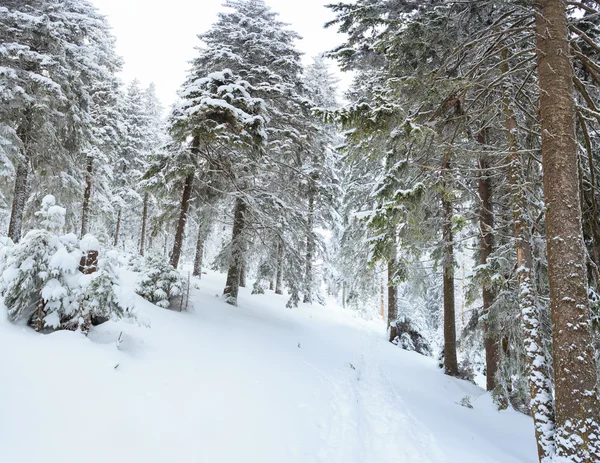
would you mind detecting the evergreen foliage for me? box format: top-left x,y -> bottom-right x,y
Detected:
136,254 -> 183,309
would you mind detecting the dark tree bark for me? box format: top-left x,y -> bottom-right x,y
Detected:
380,272 -> 385,319
79,250 -> 99,275
171,136 -> 200,269
170,171 -> 195,269
303,183 -> 316,304
224,197 -> 247,303
535,1 -> 600,460
8,116 -> 31,243
387,250 -> 398,343
477,141 -> 499,392
193,221 -> 204,278
441,155 -> 458,377
80,156 -> 94,238
502,49 -> 555,461
275,239 -> 284,295
8,157 -> 29,243
139,192 -> 149,256
239,261 -> 247,288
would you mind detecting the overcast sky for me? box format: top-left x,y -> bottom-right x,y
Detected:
92,0 -> 351,108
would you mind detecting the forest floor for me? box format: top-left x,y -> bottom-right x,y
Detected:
0,269 -> 537,463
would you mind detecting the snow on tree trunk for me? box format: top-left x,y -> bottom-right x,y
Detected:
502,50 -> 556,462
171,171 -> 195,270
224,197 -> 247,304
80,156 -> 94,238
140,192 -> 149,256
442,154 -> 458,377
478,145 -> 499,392
535,1 -> 600,460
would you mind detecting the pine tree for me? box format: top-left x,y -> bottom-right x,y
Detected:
535,1 -> 600,459
113,80 -> 153,247
166,67 -> 267,276
0,1 -> 123,241
136,253 -> 183,309
139,83 -> 165,256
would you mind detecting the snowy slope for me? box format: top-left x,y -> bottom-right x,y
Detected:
0,270 -> 537,463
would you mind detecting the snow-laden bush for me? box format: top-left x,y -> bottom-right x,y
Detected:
127,253 -> 145,273
2,196 -> 82,330
80,250 -> 132,327
136,254 -> 182,308
1,196 -> 131,332
393,317 -> 432,357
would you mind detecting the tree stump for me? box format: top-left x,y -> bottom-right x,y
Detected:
79,250 -> 99,274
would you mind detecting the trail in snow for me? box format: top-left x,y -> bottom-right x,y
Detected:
0,270 -> 537,463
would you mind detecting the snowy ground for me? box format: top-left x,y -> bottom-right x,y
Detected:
0,269 -> 537,463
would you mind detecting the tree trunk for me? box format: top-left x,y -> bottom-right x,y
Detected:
477,138 -> 499,392
8,157 -> 29,243
275,239 -> 284,295
303,184 -> 316,304
502,50 -> 556,461
170,171 -> 195,269
536,1 -> 600,460
442,155 -> 458,377
8,115 -> 32,243
239,261 -> 247,288
224,197 -> 247,303
113,209 -> 122,248
139,192 -> 149,256
193,221 -> 204,278
387,241 -> 398,343
80,156 -> 94,238
380,271 -> 385,319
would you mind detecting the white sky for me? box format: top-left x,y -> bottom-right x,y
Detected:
92,0 -> 351,108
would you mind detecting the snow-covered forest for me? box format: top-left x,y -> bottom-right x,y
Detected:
1,1 -> 600,462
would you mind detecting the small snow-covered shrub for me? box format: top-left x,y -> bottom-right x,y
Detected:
457,359 -> 477,384
393,317 -> 432,356
80,250 -> 131,328
458,395 -> 474,409
2,196 -> 81,330
1,197 -> 132,332
127,253 -> 145,273
136,254 -> 182,308
252,280 -> 266,295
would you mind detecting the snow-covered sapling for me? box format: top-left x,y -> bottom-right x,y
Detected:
136,254 -> 183,309
80,249 -> 131,330
2,196 -> 81,331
